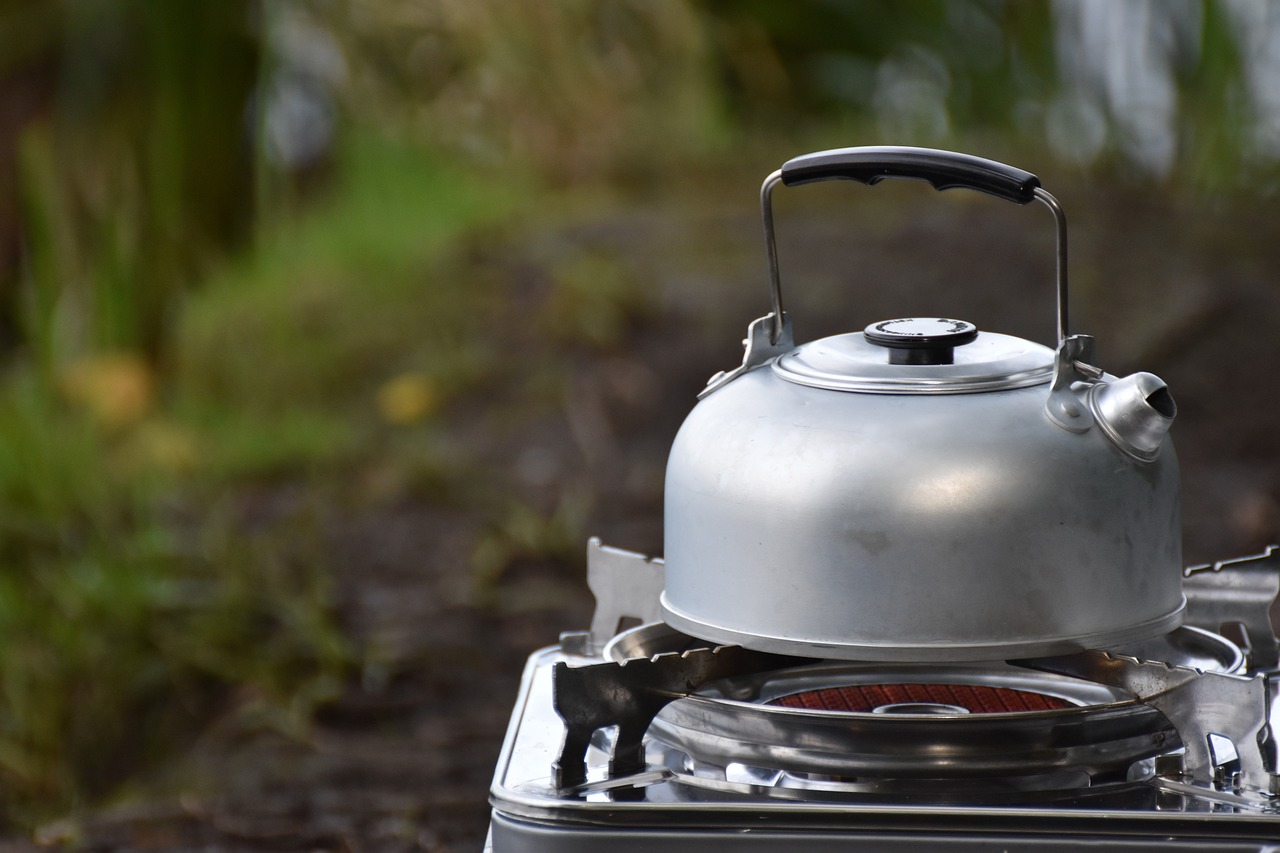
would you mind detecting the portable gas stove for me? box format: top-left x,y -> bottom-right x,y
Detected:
486,542 -> 1280,851
485,147 -> 1280,850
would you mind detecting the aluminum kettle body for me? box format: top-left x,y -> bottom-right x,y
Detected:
661,363 -> 1184,661
659,147 -> 1186,662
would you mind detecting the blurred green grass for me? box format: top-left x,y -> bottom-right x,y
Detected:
0,119 -> 647,824
176,132 -> 531,477
0,129 -> 524,823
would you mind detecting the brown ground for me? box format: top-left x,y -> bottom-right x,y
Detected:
30,176 -> 1280,851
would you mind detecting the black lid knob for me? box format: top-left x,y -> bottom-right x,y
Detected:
864,318 -> 978,365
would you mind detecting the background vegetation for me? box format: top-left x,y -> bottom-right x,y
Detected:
0,0 -> 1277,839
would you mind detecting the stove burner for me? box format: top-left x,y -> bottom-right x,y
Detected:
634,658 -> 1181,801
772,683 -> 1071,714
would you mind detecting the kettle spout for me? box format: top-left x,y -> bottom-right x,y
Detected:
1089,372 -> 1176,461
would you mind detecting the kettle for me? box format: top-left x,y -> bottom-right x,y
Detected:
660,147 -> 1184,662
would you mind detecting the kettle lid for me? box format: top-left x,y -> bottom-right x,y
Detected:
772,316 -> 1053,394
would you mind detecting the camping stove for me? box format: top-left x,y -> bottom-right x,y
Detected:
488,147 -> 1280,849
486,541 -> 1280,851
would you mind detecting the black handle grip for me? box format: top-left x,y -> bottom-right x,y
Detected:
780,146 -> 1040,205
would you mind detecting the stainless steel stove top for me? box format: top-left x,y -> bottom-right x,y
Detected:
485,542 -> 1280,851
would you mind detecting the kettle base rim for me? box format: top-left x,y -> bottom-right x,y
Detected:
659,596 -> 1188,663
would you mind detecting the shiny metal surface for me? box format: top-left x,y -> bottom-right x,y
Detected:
1183,546 -> 1280,669
602,620 -> 716,663
489,552 -> 1280,846
1110,625 -> 1245,674
584,538 -> 666,654
757,164 -> 1071,348
645,661 -> 1172,784
1033,186 -> 1070,345
771,330 -> 1053,394
490,808 -> 1280,852
759,170 -> 785,345
605,621 -> 1243,675
1044,334 -> 1100,432
662,361 -> 1185,661
1021,651 -> 1279,794
673,149 -> 1183,661
1088,372 -> 1177,461
488,641 -> 1280,843
697,313 -> 794,400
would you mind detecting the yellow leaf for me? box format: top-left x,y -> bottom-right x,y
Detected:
59,353 -> 155,428
376,373 -> 439,425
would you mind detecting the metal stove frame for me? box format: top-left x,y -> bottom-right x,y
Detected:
486,542 -> 1280,851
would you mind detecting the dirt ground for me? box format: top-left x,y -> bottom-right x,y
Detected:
31,176 -> 1280,851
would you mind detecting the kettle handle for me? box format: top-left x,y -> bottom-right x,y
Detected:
760,146 -> 1069,347
780,146 -> 1040,202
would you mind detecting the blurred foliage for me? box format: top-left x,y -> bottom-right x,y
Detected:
470,493 -> 592,608
5,0 -> 257,371
0,378 -> 348,824
328,0 -> 728,183
175,132 -> 527,478
700,0 -> 1277,186
0,0 -> 1276,833
704,0 -> 1057,133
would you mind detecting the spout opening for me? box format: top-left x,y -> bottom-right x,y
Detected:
1087,373 -> 1177,462
1145,386 -> 1176,419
